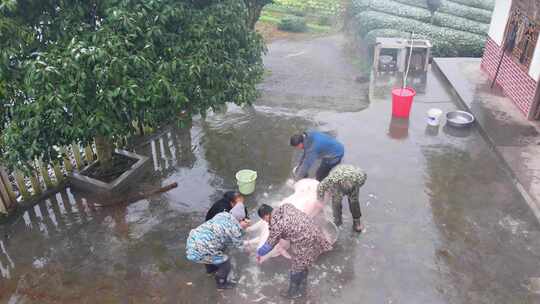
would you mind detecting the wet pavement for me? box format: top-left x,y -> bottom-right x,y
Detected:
1,34 -> 540,304
434,58 -> 540,221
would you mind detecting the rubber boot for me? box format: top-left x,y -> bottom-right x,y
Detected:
215,260 -> 236,290
297,270 -> 308,297
353,218 -> 364,233
281,271 -> 304,299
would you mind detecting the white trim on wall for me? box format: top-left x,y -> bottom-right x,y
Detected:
529,38 -> 540,81
488,0 -> 513,45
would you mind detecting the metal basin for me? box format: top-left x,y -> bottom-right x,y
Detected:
446,111 -> 475,128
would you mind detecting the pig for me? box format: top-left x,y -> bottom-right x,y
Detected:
244,179 -> 327,263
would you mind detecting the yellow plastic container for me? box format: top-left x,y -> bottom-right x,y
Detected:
235,169 -> 258,195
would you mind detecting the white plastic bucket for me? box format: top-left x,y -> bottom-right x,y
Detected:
427,108 -> 443,126
235,169 -> 258,195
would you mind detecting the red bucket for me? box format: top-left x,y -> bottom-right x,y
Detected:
391,87 -> 416,118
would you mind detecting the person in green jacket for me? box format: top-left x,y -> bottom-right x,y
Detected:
318,164 -> 367,232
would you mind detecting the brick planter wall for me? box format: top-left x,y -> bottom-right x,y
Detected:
481,37 -> 538,117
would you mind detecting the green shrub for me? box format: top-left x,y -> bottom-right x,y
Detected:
352,0 -> 432,23
278,16 -> 308,32
391,0 -> 429,9
391,0 -> 493,10
450,0 -> 493,10
318,15 -> 333,26
354,11 -> 486,57
275,0 -> 343,16
433,11 -> 489,35
352,0 -> 489,34
290,8 -> 306,16
439,1 -> 492,23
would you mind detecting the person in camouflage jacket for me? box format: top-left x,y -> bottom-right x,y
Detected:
317,164 -> 367,232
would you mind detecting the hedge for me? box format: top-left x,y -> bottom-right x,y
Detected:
278,16 -> 308,32
274,0 -> 343,15
352,0 -> 432,23
439,1 -> 492,23
433,12 -> 489,35
391,0 -> 428,9
450,0 -> 493,10
354,11 -> 486,57
352,0 -> 489,34
391,0 -> 493,13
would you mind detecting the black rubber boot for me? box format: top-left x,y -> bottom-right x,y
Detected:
353,218 -> 364,233
281,271 -> 305,299
215,260 -> 236,290
205,264 -> 218,274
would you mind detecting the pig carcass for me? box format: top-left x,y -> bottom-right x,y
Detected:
244,179 -> 327,262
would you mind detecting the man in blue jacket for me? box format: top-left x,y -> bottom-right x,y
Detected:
290,131 -> 344,181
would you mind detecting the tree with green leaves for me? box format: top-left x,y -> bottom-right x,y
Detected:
0,0 -> 265,172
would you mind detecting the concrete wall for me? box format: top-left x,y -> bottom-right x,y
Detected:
529,39 -> 540,81
488,0 -> 512,45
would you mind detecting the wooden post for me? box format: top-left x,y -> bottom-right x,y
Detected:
84,145 -> 95,163
29,171 -> 42,196
72,143 -> 83,170
38,160 -> 54,189
14,170 -> 30,200
60,147 -> 73,173
52,161 -> 64,183
0,167 -> 17,204
0,167 -> 14,213
0,194 -> 7,214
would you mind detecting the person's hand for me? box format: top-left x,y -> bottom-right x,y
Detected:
256,255 -> 262,264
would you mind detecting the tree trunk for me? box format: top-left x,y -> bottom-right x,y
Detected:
245,0 -> 271,30
95,135 -> 114,172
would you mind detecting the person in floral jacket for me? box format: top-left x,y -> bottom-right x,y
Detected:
256,203 -> 332,299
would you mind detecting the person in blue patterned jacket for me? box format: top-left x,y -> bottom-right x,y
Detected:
186,203 -> 250,289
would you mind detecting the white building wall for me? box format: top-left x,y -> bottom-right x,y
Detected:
488,0 -> 513,45
529,39 -> 540,81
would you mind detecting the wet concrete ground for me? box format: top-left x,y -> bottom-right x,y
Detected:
434,58 -> 540,221
1,34 -> 540,304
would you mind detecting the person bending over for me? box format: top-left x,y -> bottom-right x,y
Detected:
290,131 -> 344,182
256,204 -> 332,299
186,204 -> 250,289
318,164 -> 367,232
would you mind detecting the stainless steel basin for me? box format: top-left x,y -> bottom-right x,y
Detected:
446,111 -> 475,128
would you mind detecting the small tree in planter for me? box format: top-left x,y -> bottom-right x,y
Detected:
1,0 -> 265,192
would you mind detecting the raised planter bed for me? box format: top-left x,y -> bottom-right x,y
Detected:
69,149 -> 150,196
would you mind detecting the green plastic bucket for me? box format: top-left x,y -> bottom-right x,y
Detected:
236,169 -> 258,195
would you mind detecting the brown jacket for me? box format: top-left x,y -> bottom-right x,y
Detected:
267,203 -> 332,271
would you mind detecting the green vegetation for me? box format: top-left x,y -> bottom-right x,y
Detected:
278,16 -> 308,32
0,0 -> 265,171
274,0 -> 343,15
350,0 -> 493,57
258,0 -> 341,35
